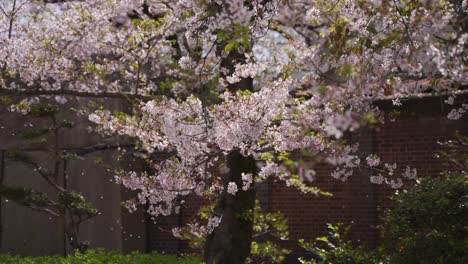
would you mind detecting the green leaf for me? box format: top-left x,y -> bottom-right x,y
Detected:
17,127 -> 50,139
224,42 -> 236,52
0,185 -> 51,207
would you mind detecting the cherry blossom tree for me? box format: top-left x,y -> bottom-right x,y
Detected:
1,0 -> 466,262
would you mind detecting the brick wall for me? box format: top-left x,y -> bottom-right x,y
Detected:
148,95 -> 468,262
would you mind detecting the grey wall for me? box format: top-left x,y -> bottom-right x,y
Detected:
0,96 -> 146,256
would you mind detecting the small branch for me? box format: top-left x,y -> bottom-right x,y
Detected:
73,143 -> 135,156
0,144 -> 135,156
28,205 -> 61,217
6,155 -> 66,192
252,230 -> 271,238
7,0 -> 17,39
0,150 -> 5,184
392,0 -> 415,48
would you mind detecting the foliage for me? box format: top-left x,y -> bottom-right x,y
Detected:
247,200 -> 292,264
251,201 -> 289,241
0,250 -> 203,264
176,199 -> 291,263
379,134 -> 468,264
249,241 -> 291,264
0,185 -> 97,219
28,103 -> 60,117
299,172 -> 468,264
298,223 -> 381,264
381,172 -> 468,264
58,191 -> 98,217
436,132 -> 468,172
0,185 -> 50,207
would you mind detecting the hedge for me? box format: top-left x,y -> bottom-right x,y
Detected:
0,250 -> 203,264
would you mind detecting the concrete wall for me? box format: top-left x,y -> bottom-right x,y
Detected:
0,95 -> 146,256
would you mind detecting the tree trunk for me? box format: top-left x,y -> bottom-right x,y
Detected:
204,151 -> 257,264
0,150 -> 4,249
204,10 -> 256,260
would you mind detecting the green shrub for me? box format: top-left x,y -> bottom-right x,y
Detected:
299,172 -> 467,264
382,172 -> 468,264
0,250 -> 203,264
298,223 -> 382,264
299,134 -> 468,264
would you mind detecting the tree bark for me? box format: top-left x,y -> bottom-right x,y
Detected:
0,150 -> 4,249
205,151 -> 257,264
204,22 -> 257,260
